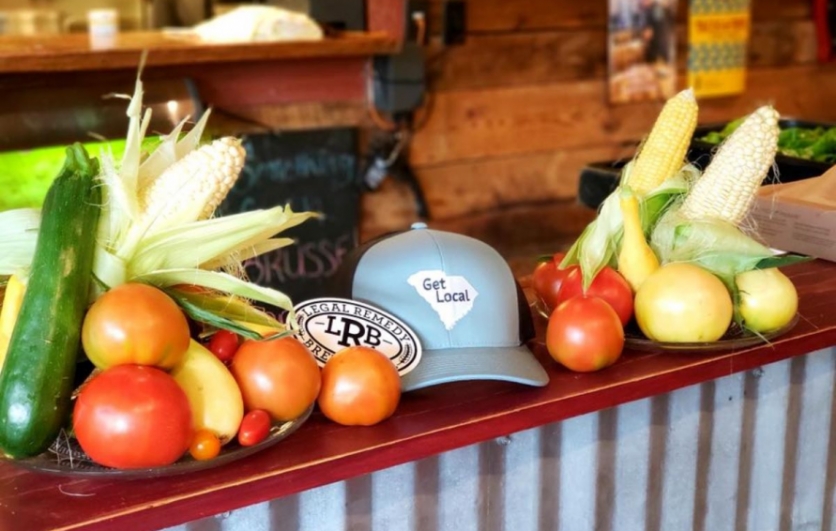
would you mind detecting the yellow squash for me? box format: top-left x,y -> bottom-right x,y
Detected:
171,339 -> 245,445
617,188 -> 660,291
0,274 -> 27,370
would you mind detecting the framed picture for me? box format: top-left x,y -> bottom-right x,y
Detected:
608,0 -> 678,104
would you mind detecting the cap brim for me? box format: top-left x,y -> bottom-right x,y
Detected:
400,345 -> 550,392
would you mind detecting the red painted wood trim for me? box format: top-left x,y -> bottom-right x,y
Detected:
189,58 -> 369,107
367,0 -> 407,44
0,260 -> 834,531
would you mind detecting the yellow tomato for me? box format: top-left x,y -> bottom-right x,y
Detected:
635,263 -> 733,343
736,268 -> 798,333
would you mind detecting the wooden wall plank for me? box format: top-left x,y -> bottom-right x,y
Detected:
360,185 -> 596,247
416,145 -> 635,219
465,0 -> 811,32
410,65 -> 836,166
429,20 -> 816,92
212,101 -> 370,132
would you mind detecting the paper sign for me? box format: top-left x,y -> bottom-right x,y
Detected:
688,0 -> 752,98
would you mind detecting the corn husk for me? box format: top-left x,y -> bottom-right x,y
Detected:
561,161 -> 698,288
0,209 -> 40,277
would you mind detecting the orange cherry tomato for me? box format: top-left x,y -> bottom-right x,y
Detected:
230,337 -> 321,422
317,346 -> 401,427
81,283 -> 191,370
237,410 -> 271,447
189,429 -> 221,461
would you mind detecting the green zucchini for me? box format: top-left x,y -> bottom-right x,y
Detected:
0,144 -> 101,458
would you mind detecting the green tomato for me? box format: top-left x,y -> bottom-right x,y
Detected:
736,268 -> 798,333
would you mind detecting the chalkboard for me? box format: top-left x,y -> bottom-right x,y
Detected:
218,128 -> 360,315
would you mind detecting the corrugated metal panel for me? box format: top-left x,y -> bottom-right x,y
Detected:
166,346 -> 836,531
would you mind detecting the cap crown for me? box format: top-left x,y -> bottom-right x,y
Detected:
351,227 -> 521,351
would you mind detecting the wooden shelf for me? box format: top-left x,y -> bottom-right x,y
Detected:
0,31 -> 399,74
0,258 -> 834,531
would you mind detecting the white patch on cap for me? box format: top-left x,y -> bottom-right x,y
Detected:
408,270 -> 479,330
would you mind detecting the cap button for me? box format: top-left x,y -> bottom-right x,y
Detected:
411,222 -> 428,230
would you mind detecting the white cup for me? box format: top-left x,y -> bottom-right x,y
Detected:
88,8 -> 118,49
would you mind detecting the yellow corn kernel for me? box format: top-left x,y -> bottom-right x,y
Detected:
626,88 -> 699,195
679,106 -> 779,225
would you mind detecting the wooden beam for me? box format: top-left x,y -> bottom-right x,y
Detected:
191,59 -> 369,108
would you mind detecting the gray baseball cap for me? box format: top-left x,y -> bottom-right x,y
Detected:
330,223 -> 549,392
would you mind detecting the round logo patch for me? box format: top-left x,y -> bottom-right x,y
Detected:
293,298 -> 422,376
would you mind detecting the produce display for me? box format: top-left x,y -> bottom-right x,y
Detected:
534,88 -> 808,370
0,71 -> 403,473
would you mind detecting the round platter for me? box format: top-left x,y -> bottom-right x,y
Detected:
9,405 -> 313,478
532,299 -> 799,354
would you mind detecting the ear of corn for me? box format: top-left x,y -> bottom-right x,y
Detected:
561,88 -> 699,289
624,88 -> 699,196
80,67 -> 318,335
116,136 -> 246,259
679,106 -> 779,225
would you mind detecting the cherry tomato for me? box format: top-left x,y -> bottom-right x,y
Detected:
189,429 -> 222,461
230,337 -> 321,422
557,266 -> 634,326
207,330 -> 241,364
82,283 -> 191,370
238,410 -> 272,447
317,346 -> 401,426
532,253 -> 577,312
547,295 -> 624,372
73,365 -> 193,469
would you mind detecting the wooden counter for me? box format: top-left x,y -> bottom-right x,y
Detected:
0,31 -> 399,74
0,259 -> 833,531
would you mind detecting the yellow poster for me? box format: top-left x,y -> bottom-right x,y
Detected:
688,0 -> 752,98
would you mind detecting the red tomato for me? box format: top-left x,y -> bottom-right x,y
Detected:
532,252 -> 577,312
547,296 -> 625,372
557,266 -> 634,326
73,365 -> 193,469
230,337 -> 321,422
317,346 -> 401,427
82,283 -> 191,370
189,429 -> 221,461
207,330 -> 240,364
238,410 -> 271,447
